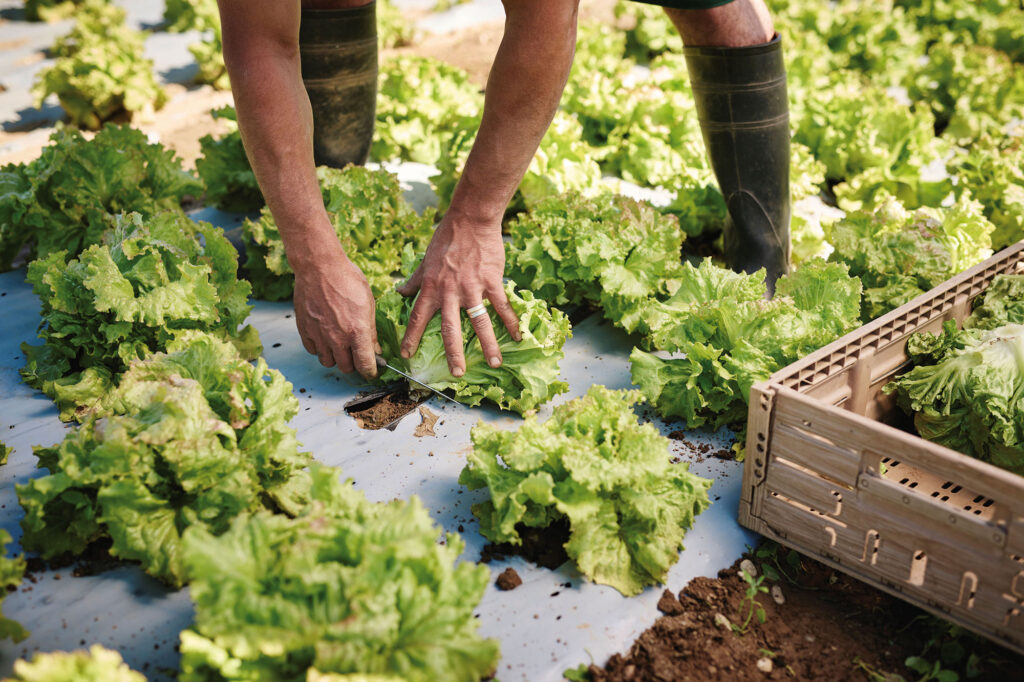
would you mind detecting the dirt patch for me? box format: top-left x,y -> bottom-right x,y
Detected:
495,567 -> 522,591
413,405 -> 438,437
584,552 -> 1024,682
480,518 -> 570,570
345,387 -> 422,430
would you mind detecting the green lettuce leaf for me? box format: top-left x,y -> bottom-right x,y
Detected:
164,0 -> 219,33
0,528 -> 28,643
505,191 -> 686,334
6,645 -> 146,682
951,132 -> 1024,251
32,2 -> 167,130
885,323 -> 1024,474
18,332 -> 309,586
179,464 -> 499,682
377,0 -> 416,48
433,111 -> 603,214
21,211 -> 260,421
24,0 -> 88,22
459,385 -> 712,596
373,56 -> 483,165
965,274 -> 1024,330
630,260 -> 862,437
376,282 -> 570,414
196,106 -> 263,212
0,124 -> 201,271
826,193 -> 994,321
242,165 -> 435,299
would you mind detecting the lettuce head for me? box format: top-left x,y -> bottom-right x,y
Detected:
6,645 -> 146,682
178,464 -> 499,682
18,332 -> 310,586
376,282 -> 571,414
460,385 -> 712,596
21,211 -> 260,421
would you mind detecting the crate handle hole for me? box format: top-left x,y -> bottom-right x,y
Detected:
908,551 -> 928,587
958,572 -> 977,609
862,530 -> 881,565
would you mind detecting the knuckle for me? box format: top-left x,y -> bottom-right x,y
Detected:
440,320 -> 461,337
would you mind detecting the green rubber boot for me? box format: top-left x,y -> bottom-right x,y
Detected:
683,34 -> 791,294
299,2 -> 377,168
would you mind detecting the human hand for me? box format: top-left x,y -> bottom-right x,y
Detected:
293,245 -> 380,379
396,216 -> 521,376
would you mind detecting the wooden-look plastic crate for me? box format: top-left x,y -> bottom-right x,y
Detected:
739,241 -> 1024,655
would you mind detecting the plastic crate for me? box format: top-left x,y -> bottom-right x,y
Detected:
739,241 -> 1024,655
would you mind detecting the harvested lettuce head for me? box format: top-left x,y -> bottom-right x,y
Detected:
0,125 -> 200,271
885,274 -> 1024,474
460,386 -> 712,596
6,645 -> 146,682
18,332 -> 310,587
179,465 -> 499,682
885,322 -> 1024,474
375,282 -> 571,414
21,211 -> 260,421
242,165 -> 435,300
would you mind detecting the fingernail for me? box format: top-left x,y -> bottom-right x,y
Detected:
488,356 -> 501,368
452,366 -> 465,377
401,348 -> 411,359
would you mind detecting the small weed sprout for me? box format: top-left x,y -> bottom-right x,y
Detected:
732,568 -> 768,635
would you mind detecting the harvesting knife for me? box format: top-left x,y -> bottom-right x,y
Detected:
375,356 -> 460,405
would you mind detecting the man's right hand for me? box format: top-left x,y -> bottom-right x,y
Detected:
292,246 -> 380,380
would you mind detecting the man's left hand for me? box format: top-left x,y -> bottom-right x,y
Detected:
396,215 -> 521,377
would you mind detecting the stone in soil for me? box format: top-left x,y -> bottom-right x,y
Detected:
495,567 -> 522,591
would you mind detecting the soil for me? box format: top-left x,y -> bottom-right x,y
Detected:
345,388 -> 422,430
585,552 -> 1024,682
479,518 -> 570,570
495,567 -> 522,591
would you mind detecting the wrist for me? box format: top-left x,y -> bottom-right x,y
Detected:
283,217 -> 349,272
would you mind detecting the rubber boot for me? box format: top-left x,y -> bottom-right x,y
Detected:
683,34 -> 791,295
299,2 -> 377,168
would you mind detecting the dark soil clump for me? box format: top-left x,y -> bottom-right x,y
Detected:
479,518 -> 570,570
587,553 -> 1024,682
495,567 -> 522,591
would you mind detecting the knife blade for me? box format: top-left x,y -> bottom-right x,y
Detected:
376,356 -> 460,405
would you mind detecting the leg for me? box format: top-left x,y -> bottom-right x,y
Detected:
665,1 -> 773,48
299,0 -> 377,168
667,1 -> 791,294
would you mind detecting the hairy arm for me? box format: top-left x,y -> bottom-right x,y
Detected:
398,0 -> 580,376
218,0 -> 379,377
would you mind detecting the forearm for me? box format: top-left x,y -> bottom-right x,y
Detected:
446,0 -> 580,227
219,1 -> 340,271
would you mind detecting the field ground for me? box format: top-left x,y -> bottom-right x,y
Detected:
1,1 -> 1023,681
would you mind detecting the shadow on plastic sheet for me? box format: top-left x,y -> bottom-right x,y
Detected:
2,103 -> 62,133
